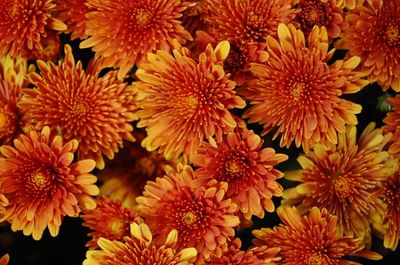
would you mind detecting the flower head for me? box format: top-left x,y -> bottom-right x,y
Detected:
19,45 -> 137,169
335,0 -> 400,91
83,222 -> 197,265
206,238 -> 280,265
0,0 -> 66,58
136,164 -> 239,262
81,197 -> 141,249
54,0 -> 89,40
281,123 -> 391,240
293,0 -> 348,41
134,41 -> 245,160
80,0 -> 193,79
0,126 -> 99,240
192,129 -> 287,220
0,55 -> 34,145
239,24 -> 367,150
253,207 -> 382,265
206,0 -> 296,43
383,94 -> 400,157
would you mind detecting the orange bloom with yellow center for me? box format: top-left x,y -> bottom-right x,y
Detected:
192,129 -> 287,220
383,95 -> 400,157
206,0 -> 296,42
293,0 -> 348,41
206,238 -> 280,265
136,164 -> 240,262
335,0 -> 400,91
81,197 -> 142,249
83,222 -> 197,265
19,45 -> 137,169
54,0 -> 89,40
0,55 -> 34,145
239,24 -> 367,151
0,126 -> 99,240
80,0 -> 192,79
134,41 -> 245,160
253,207 -> 382,265
0,0 -> 66,58
281,123 -> 391,241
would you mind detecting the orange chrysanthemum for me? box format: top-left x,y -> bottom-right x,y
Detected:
0,0 -> 66,58
0,126 -> 99,240
192,129 -> 287,220
54,0 -> 89,40
0,55 -> 34,145
335,0 -> 400,91
253,207 -> 382,265
383,95 -> 400,156
206,0 -> 296,42
239,24 -> 367,151
83,222 -> 197,265
293,0 -> 348,41
80,0 -> 193,79
369,161 -> 400,251
99,134 -> 178,208
81,197 -> 141,249
206,238 -> 280,265
19,45 -> 137,169
134,41 -> 245,159
0,254 -> 9,265
136,164 -> 239,262
281,123 -> 391,240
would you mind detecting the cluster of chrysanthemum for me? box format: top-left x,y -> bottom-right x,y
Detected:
0,0 -> 400,264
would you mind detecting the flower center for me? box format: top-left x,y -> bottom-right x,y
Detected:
134,8 -> 152,27
290,82 -> 306,101
384,23 -> 400,46
300,0 -> 325,26
182,211 -> 197,225
27,168 -> 54,192
226,160 -> 241,174
186,96 -> 198,109
248,12 -> 263,29
308,253 -> 327,265
333,175 -> 352,202
108,218 -> 127,237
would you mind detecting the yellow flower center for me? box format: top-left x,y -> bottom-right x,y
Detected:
308,253 -> 327,265
227,160 -> 241,174
183,211 -> 197,225
135,8 -> 152,27
108,218 -> 126,237
384,23 -> 400,46
333,175 -> 352,201
291,82 -> 306,101
186,96 -> 198,109
28,168 -> 53,192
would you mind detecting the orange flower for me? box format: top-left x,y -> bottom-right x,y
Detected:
0,0 -> 66,58
136,164 -> 239,262
239,24 -> 367,151
134,41 -> 245,160
0,55 -> 34,145
80,0 -> 192,79
206,238 -> 280,265
83,222 -> 197,265
335,0 -> 400,91
192,129 -> 287,220
182,0 -> 209,36
0,126 -> 99,240
281,124 -> 391,241
206,0 -> 296,42
19,45 -> 137,169
383,95 -> 400,156
81,197 -> 141,249
54,0 -> 89,40
253,207 -> 382,265
293,0 -> 348,41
